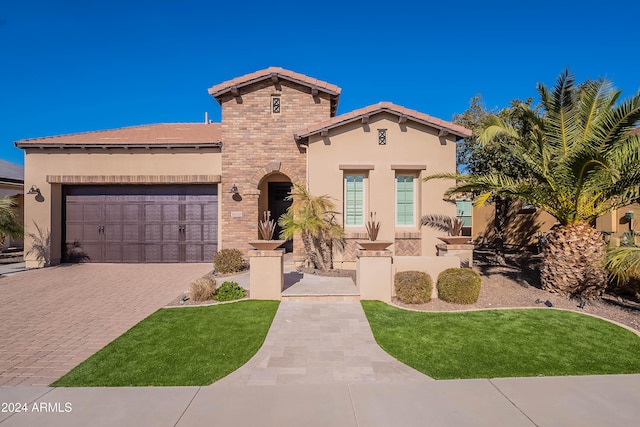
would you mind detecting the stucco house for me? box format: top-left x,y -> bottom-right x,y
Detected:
16,67 -> 470,269
0,159 -> 24,251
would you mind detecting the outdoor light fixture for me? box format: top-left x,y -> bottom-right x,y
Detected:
229,184 -> 239,194
27,185 -> 41,195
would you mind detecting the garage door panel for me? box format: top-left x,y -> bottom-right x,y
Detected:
64,185 -> 218,263
104,224 -> 122,241
122,225 -> 140,242
144,224 -> 162,242
105,205 -> 122,221
162,224 -> 180,242
123,205 -> 140,221
162,244 -> 179,262
163,204 -> 180,221
144,245 -> 161,263
104,244 -> 123,262
203,204 -> 216,220
122,244 -> 141,261
80,243 -> 101,262
145,205 -> 162,222
83,204 -> 102,220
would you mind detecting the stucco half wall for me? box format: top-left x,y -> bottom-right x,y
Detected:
307,112 -> 457,265
22,148 -> 221,267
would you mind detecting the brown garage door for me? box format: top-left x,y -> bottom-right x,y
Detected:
63,185 -> 217,263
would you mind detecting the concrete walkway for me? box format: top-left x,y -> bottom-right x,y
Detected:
218,301 -> 429,385
1,374 -> 639,426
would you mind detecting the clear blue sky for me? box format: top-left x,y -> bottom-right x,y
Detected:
2,0 -> 638,165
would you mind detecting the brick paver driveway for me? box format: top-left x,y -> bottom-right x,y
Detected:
0,263 -> 211,386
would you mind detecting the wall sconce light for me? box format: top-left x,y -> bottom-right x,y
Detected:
229,184 -> 239,194
27,185 -> 41,195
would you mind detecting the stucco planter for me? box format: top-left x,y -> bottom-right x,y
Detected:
437,236 -> 472,245
248,240 -> 286,250
357,241 -> 393,251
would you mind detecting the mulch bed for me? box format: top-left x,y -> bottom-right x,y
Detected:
396,249 -> 640,333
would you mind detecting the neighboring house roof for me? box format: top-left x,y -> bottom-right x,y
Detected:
208,67 -> 341,116
15,123 -> 222,149
295,101 -> 472,141
0,159 -> 24,184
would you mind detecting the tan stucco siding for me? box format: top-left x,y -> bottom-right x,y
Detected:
23,148 -> 221,267
307,113 -> 456,260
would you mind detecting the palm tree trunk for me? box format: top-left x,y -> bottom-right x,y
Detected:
493,196 -> 508,265
540,222 -> 607,298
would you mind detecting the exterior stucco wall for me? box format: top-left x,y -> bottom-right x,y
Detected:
22,148 -> 221,267
307,112 -> 457,265
472,202 -> 640,247
219,79 -> 332,254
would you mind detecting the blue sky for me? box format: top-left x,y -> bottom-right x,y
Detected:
2,0 -> 639,165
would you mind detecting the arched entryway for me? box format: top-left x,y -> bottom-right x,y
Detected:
258,172 -> 293,252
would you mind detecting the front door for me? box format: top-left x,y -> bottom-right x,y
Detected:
268,182 -> 293,252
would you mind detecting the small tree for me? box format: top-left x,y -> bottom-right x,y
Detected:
278,184 -> 344,270
0,197 -> 23,251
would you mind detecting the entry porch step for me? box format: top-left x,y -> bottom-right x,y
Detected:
281,274 -> 359,302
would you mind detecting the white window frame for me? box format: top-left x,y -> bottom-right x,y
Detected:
344,174 -> 365,227
395,174 -> 416,227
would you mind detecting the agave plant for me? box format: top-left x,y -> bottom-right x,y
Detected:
420,214 -> 463,236
258,211 -> 276,240
365,212 -> 381,241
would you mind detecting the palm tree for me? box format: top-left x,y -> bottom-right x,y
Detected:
0,196 -> 23,250
426,70 -> 640,298
278,184 -> 344,270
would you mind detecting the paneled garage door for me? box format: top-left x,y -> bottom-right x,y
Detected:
63,185 -> 218,263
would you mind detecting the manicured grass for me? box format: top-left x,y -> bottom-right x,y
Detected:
361,301 -> 640,379
52,300 -> 279,387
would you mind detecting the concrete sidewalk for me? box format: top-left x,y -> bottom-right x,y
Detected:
1,374 -> 639,426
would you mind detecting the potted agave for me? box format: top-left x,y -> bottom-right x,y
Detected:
357,212 -> 393,251
421,214 -> 471,245
248,211 -> 286,250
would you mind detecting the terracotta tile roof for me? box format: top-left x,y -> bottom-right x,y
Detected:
295,101 -> 472,140
0,159 -> 24,183
208,67 -> 341,116
15,123 -> 222,148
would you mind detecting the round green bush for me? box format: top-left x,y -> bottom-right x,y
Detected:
214,281 -> 247,302
213,249 -> 246,274
437,268 -> 482,304
394,271 -> 433,304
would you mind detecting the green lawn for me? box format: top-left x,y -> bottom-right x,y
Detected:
52,300 -> 279,387
361,301 -> 640,379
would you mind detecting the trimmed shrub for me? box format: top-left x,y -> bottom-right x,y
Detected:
189,276 -> 217,302
214,281 -> 247,302
437,268 -> 482,304
395,271 -> 433,304
213,249 -> 245,274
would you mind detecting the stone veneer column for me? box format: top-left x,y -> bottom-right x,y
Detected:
356,250 -> 393,302
218,80 -> 332,253
249,249 -> 284,300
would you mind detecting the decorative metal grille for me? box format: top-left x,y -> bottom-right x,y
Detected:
378,129 -> 387,145
272,97 -> 281,113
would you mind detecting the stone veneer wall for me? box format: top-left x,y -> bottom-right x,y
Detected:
218,79 -> 332,253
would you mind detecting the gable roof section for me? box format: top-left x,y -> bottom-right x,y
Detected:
295,102 -> 472,141
15,123 -> 222,149
208,67 -> 341,116
0,159 -> 24,183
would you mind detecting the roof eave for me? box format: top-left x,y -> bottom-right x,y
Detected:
15,142 -> 223,149
297,109 -> 471,140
